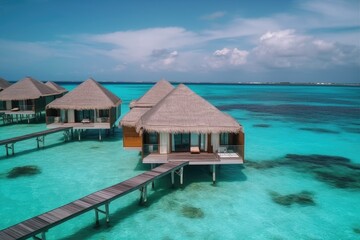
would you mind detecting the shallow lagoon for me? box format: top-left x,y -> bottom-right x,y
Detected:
0,84 -> 359,239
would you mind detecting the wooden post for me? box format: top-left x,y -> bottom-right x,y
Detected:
180,167 -> 183,185
95,209 -> 99,226
139,185 -> 148,205
5,144 -> 9,156
212,165 -> 216,184
99,129 -> 102,141
105,203 -> 110,224
171,171 -> 175,186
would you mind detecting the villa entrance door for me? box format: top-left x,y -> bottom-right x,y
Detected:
172,133 -> 190,152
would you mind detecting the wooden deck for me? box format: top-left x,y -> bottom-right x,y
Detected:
0,127 -> 72,156
0,161 -> 188,240
143,152 -> 243,165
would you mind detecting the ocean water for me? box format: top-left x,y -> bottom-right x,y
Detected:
0,84 -> 359,239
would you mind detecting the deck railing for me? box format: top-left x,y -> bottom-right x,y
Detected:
94,117 -> 110,123
2,105 -> 35,111
46,116 -> 61,124
142,144 -> 169,157
217,145 -> 244,158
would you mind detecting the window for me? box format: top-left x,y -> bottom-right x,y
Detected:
220,133 -> 229,145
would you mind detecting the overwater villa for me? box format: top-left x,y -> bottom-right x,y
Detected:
121,80 -> 174,148
121,82 -> 245,170
0,77 -> 63,123
0,78 -> 11,92
46,78 -> 122,140
45,81 -> 68,95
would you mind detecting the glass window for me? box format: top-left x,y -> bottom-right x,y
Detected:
220,133 -> 229,145
191,133 -> 199,146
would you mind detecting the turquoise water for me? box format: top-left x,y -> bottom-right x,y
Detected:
0,84 -> 359,239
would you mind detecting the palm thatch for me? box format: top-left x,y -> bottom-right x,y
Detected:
130,79 -> 174,108
45,81 -> 68,94
47,78 -> 122,110
0,77 -> 59,100
121,108 -> 150,127
136,84 -> 243,134
0,78 -> 11,91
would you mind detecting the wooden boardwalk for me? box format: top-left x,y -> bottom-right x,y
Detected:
0,127 -> 72,156
0,161 -> 188,240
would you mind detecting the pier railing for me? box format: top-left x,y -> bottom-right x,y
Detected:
217,145 -> 243,158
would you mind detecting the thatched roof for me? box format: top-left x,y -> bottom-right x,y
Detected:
0,77 -> 59,100
45,81 -> 68,94
120,108 -> 150,127
136,84 -> 243,134
130,79 -> 174,108
47,78 -> 122,110
0,78 -> 11,91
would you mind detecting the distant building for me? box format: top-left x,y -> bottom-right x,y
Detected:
46,78 -> 122,140
121,79 -> 174,148
0,78 -> 11,92
121,81 -> 245,167
0,77 -> 63,123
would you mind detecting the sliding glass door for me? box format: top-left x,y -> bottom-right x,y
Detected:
172,133 -> 190,152
172,133 -> 206,152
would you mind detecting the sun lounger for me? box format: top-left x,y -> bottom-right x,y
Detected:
81,118 -> 91,124
190,146 -> 200,154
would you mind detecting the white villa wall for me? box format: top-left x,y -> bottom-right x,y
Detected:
68,110 -> 75,122
211,133 -> 219,152
160,133 -> 169,154
6,101 -> 11,110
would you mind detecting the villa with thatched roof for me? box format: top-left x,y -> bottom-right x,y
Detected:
0,78 -> 11,92
0,77 -> 63,122
121,82 -> 245,167
46,78 -> 122,139
121,80 -> 174,147
45,81 -> 68,95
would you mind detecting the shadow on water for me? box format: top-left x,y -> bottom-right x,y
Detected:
58,165 -> 246,239
0,141 -> 73,161
72,128 -> 123,142
246,154 -> 360,190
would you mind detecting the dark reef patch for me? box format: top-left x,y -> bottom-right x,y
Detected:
181,205 -> 204,219
246,154 -> 360,190
353,227 -> 360,234
7,165 -> 41,178
299,128 -> 339,134
253,124 -> 271,128
343,127 -> 360,134
217,104 -> 360,123
269,191 -> 315,206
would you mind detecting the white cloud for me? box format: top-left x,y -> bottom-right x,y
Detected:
252,29 -> 360,68
202,11 -> 226,20
299,0 -> 359,27
207,48 -> 248,69
88,27 -> 200,63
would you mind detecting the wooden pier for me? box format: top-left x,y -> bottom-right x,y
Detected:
0,161 -> 188,240
0,127 -> 73,156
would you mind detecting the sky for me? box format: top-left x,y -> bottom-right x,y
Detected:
0,0 -> 359,83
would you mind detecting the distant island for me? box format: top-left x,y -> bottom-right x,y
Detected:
7,80 -> 360,87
